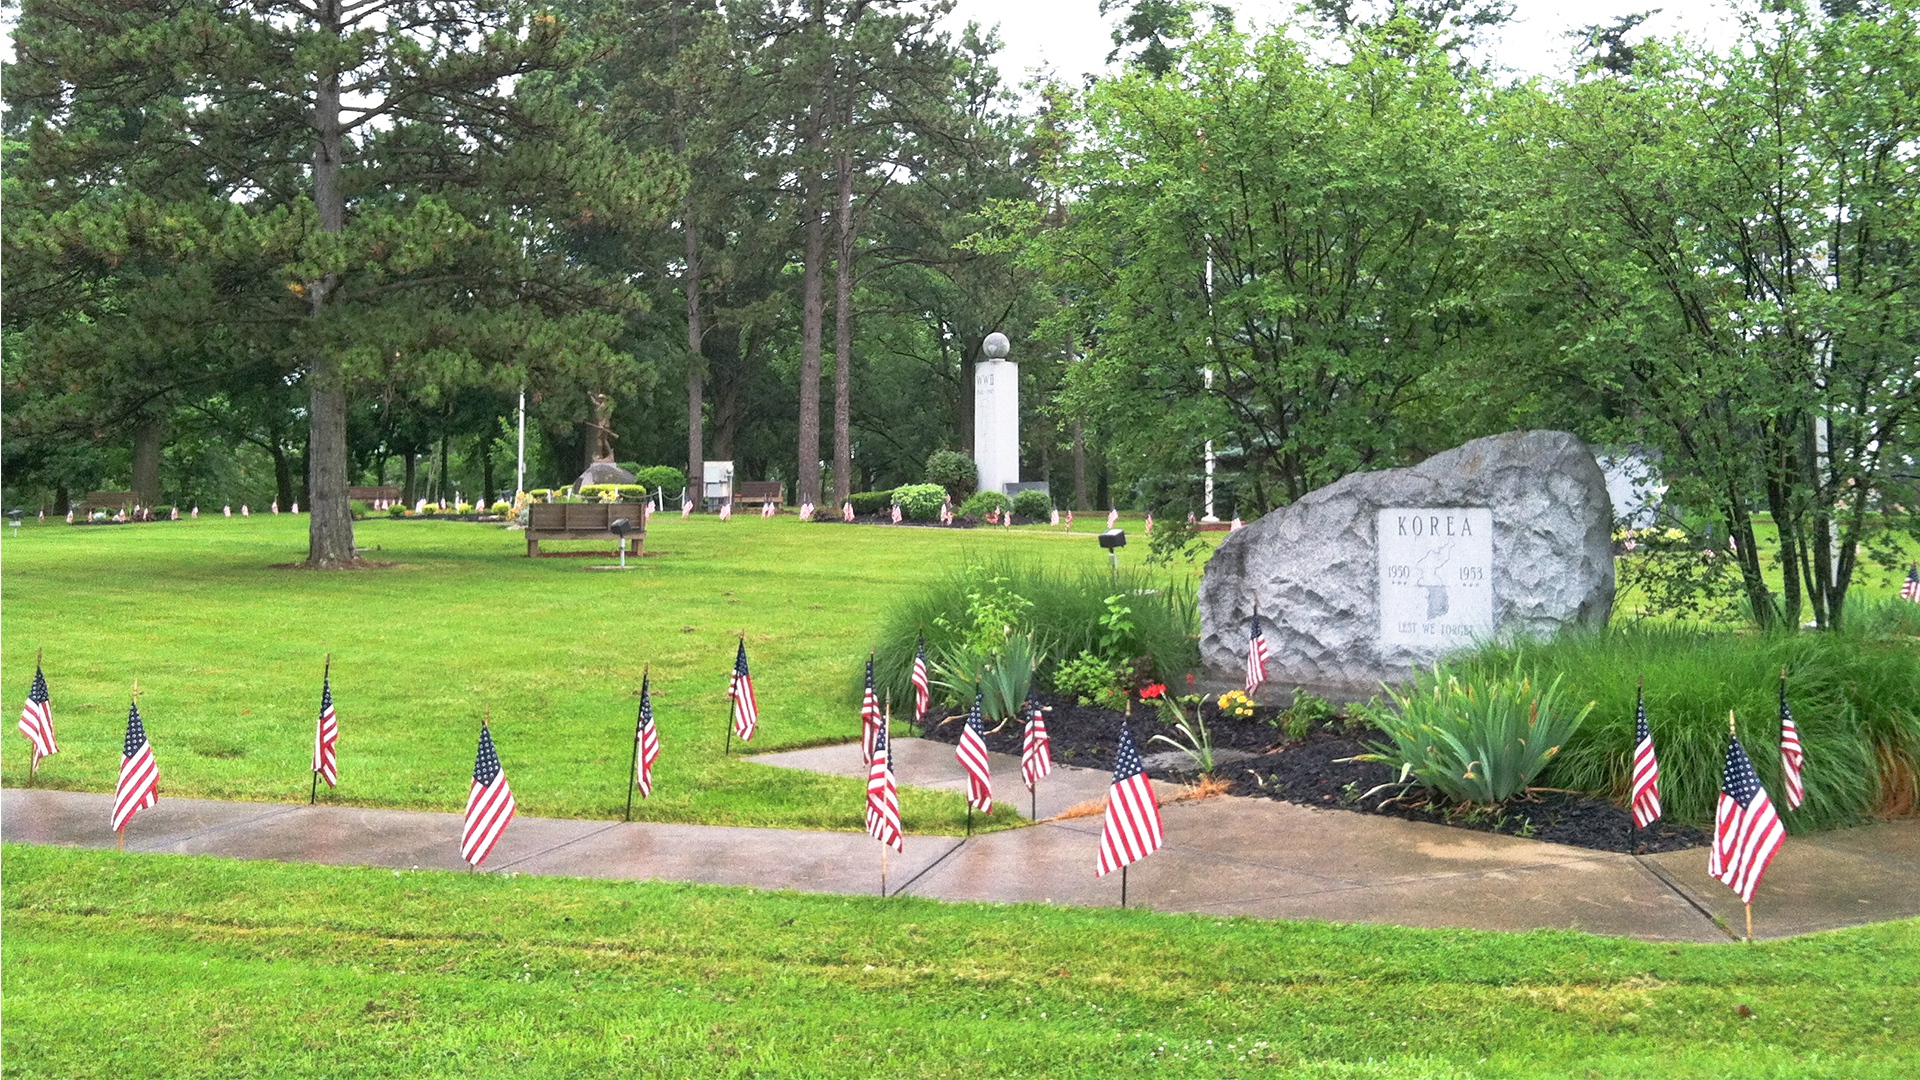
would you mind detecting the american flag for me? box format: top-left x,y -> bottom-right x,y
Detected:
682,499 -> 693,519
957,693 -> 992,812
1050,508 -> 1059,526
1108,507 -> 1119,529
1709,731 -> 1786,904
1629,683 -> 1660,828
865,719 -> 903,852
461,721 -> 517,867
312,666 -> 338,787
860,655 -> 884,763
111,699 -> 160,832
1144,513 -> 1153,535
1064,509 -> 1073,528
1230,515 -> 1243,531
1903,564 -> 1919,603
891,503 -> 902,524
1021,689 -> 1051,791
911,637 -> 931,723
1779,680 -> 1804,810
1245,610 -> 1271,696
635,674 -> 660,797
17,660 -> 57,768
729,639 -> 758,741
719,500 -> 732,521
843,501 -> 854,522
1096,722 -> 1163,876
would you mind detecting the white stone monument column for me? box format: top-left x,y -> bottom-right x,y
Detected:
974,332 -> 1019,495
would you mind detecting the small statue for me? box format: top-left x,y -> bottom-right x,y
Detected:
586,392 -> 618,462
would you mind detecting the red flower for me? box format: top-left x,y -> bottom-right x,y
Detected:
1140,683 -> 1167,700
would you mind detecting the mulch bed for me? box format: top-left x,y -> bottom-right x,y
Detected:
919,692 -> 1708,854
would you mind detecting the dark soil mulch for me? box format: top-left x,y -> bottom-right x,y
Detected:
919,692 -> 1709,854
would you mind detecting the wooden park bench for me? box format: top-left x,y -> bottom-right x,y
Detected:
732,481 -> 784,511
77,490 -> 135,515
525,502 -> 646,557
349,485 -> 403,507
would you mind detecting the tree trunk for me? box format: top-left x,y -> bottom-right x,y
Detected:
55,483 -> 70,515
271,442 -> 295,512
796,150 -> 827,506
685,210 -> 706,505
831,148 -> 856,507
132,417 -> 164,507
1072,419 -> 1088,511
480,433 -> 495,505
403,453 -> 418,505
439,433 -> 452,503
304,0 -> 356,565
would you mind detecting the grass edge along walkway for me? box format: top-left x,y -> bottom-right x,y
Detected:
3,842 -> 1917,1079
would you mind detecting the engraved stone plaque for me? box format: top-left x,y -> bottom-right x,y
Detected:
1378,508 -> 1493,648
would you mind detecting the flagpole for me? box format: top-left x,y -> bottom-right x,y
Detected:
1121,865 -> 1128,907
1633,674 -> 1643,855
121,676 -> 142,851
882,693 -> 892,896
1745,901 -> 1753,942
724,637 -> 740,755
626,667 -> 646,822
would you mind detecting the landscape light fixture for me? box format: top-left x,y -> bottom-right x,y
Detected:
609,517 -> 633,568
1099,528 -> 1126,577
8,509 -> 22,537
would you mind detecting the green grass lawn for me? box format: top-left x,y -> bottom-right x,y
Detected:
4,845 -> 1915,1079
0,513 -> 1183,832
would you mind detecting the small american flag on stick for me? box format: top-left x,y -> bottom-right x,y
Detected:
957,693 -> 992,813
1021,689 -> 1051,791
1709,719 -> 1786,907
1778,671 -> 1804,810
112,697 -> 160,833
461,719 -> 517,868
729,638 -> 758,742
860,654 -> 883,763
910,636 -> 931,724
865,719 -> 902,853
1096,722 -> 1163,877
634,673 -> 660,798
1903,563 -> 1920,603
312,658 -> 338,789
18,653 -> 57,771
1245,609 -> 1271,696
1629,680 -> 1660,828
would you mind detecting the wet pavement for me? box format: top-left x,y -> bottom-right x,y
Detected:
6,738 -> 1914,942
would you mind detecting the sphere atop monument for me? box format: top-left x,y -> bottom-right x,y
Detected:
982,332 -> 1010,360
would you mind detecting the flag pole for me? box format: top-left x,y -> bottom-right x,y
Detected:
1746,901 -> 1753,942
626,667 -> 646,822
881,692 -> 892,897
1121,865 -> 1128,907
312,653 -> 330,806
1633,674 -> 1643,854
966,803 -> 973,838
723,635 -> 741,755
121,676 -> 142,850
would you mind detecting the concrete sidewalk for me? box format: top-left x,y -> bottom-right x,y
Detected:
6,738 -> 1915,942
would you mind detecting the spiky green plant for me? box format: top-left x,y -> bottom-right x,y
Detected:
1361,662 -> 1594,807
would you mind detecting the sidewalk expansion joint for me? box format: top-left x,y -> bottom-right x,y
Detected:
486,821 -> 628,874
1633,853 -> 1737,940
887,835 -> 968,897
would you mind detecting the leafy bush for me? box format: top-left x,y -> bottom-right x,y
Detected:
848,490 -> 895,516
1146,513 -> 1206,566
871,556 -> 1198,707
633,467 -> 687,497
892,483 -> 947,520
1011,489 -> 1053,521
924,450 -> 977,502
959,490 -> 1009,519
1362,662 -> 1595,807
528,489 -> 554,501
349,500 -> 372,519
1456,623 -> 1919,830
489,501 -> 512,515
387,504 -> 407,518
1054,650 -> 1125,707
935,632 -> 1042,724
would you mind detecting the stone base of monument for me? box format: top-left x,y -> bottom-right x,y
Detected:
1199,430 -> 1615,688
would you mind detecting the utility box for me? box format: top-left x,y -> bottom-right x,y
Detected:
702,461 -> 734,511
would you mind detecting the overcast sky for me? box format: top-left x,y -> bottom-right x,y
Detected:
943,0 -> 1743,86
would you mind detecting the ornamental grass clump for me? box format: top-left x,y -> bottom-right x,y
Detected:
1362,662 -> 1594,808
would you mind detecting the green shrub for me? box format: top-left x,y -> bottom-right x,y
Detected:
489,501 -> 512,515
892,483 -> 946,520
387,504 -> 407,518
924,450 -> 977,502
579,484 -> 646,502
633,466 -> 687,497
1053,650 -> 1125,706
1011,489 -> 1053,521
959,490 -> 1009,519
871,556 -> 1198,707
528,489 -> 553,500
349,500 -> 372,519
1362,661 -> 1596,807
848,490 -> 895,516
1448,623 -> 1919,831
150,504 -> 176,519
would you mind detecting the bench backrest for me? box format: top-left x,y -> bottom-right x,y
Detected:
81,491 -> 135,509
349,485 -> 402,502
735,481 -> 784,500
527,502 -> 647,532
